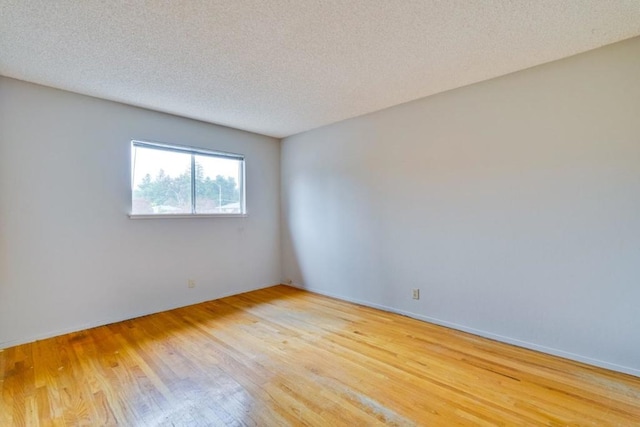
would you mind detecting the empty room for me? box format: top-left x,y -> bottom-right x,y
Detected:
1,1 -> 639,425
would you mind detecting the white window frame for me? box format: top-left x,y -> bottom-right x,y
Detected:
129,140 -> 246,219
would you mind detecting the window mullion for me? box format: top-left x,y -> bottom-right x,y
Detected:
190,154 -> 196,214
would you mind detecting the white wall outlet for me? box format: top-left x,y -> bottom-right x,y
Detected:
188,279 -> 196,288
412,289 -> 420,300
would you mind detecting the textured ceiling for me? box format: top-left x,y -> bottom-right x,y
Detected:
1,1 -> 639,138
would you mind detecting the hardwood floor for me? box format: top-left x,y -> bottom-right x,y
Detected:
2,285 -> 639,426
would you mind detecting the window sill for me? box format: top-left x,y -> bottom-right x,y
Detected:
129,213 -> 248,219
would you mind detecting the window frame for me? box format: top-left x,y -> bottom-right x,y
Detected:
129,140 -> 246,219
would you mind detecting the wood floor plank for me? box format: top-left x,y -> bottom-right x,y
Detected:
1,285 -> 639,426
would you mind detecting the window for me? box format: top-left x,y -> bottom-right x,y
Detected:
131,140 -> 245,216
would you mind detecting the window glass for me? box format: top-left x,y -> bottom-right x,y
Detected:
194,155 -> 242,214
131,141 -> 245,216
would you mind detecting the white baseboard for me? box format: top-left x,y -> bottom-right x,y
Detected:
287,283 -> 640,378
0,282 -> 278,350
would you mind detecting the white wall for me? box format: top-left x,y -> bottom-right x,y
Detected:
281,37 -> 640,376
0,77 -> 281,348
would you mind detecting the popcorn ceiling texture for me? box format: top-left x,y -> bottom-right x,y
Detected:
1,1 -> 639,137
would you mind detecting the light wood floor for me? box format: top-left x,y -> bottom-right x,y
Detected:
2,285 -> 639,426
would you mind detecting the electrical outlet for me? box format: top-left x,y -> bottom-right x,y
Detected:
188,279 -> 196,288
412,289 -> 420,300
